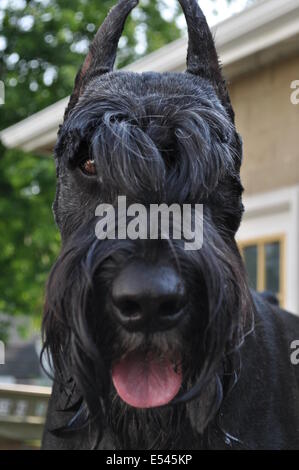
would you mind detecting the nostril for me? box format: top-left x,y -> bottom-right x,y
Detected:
115,298 -> 141,319
160,300 -> 177,317
159,296 -> 186,318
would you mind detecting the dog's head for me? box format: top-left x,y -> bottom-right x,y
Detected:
43,0 -> 254,449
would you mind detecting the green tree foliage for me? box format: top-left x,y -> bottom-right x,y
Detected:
0,142 -> 59,319
0,0 -> 182,326
1,0 -> 182,129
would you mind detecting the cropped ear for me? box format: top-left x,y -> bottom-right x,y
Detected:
178,0 -> 235,123
64,0 -> 139,119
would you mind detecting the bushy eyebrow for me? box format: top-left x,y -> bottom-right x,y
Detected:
55,92 -> 236,202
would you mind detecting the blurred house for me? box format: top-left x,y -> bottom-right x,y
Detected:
0,315 -> 51,448
0,313 -> 50,385
0,383 -> 50,449
0,339 -> 43,384
1,0 -> 299,316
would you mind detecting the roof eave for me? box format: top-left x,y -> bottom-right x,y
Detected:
1,0 -> 299,153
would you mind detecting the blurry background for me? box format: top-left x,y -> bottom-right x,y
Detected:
0,0 -> 298,449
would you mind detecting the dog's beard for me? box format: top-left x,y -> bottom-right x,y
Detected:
106,339 -> 226,449
41,220 -> 254,449
108,389 -> 196,450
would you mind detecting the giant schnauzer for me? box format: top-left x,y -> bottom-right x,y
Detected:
41,0 -> 299,449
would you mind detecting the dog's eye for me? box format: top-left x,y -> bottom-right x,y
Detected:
80,158 -> 97,176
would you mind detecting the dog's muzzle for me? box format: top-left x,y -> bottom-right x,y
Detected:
110,261 -> 186,409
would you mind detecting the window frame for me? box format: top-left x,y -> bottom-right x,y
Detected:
239,234 -> 286,308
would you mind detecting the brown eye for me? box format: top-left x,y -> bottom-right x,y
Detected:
80,159 -> 97,176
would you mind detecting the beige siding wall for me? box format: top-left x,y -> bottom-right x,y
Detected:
229,53 -> 299,196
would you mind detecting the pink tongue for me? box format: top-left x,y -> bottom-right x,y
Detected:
112,352 -> 182,408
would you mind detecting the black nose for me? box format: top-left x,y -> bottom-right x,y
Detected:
111,262 -> 187,332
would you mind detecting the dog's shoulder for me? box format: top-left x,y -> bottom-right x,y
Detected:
252,290 -> 299,344
217,291 -> 299,449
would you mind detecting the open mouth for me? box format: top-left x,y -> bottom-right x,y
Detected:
112,350 -> 182,408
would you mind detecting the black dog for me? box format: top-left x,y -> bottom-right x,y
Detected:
41,0 -> 299,449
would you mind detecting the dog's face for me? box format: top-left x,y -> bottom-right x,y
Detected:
43,0 -> 253,449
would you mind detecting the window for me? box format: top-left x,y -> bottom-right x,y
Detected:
239,236 -> 285,307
